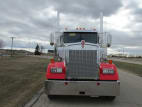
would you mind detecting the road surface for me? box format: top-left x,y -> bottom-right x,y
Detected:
30,69 -> 142,107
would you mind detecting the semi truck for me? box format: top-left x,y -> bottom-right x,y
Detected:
45,13 -> 120,100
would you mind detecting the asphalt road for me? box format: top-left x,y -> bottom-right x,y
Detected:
32,69 -> 142,107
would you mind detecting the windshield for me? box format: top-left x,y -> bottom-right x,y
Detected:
63,32 -> 98,44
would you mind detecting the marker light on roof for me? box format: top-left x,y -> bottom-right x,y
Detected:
76,28 -> 79,30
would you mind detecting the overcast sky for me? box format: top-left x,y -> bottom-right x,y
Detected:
0,0 -> 142,55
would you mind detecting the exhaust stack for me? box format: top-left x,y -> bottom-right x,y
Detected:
100,12 -> 104,45
100,12 -> 103,33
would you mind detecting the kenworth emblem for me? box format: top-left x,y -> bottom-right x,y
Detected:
81,40 -> 85,48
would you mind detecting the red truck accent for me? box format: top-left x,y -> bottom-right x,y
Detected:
46,61 -> 66,80
99,63 -> 119,80
46,61 -> 119,80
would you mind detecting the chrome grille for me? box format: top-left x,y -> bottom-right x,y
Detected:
66,50 -> 99,80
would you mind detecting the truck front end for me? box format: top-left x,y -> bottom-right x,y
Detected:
45,29 -> 120,99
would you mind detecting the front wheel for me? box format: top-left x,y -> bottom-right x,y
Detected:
48,95 -> 54,99
107,96 -> 116,101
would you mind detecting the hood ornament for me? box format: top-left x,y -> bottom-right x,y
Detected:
81,40 -> 85,48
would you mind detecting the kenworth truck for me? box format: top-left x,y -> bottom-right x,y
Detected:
45,28 -> 120,100
45,12 -> 120,100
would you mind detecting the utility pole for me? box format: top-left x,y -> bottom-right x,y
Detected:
10,37 -> 15,56
123,48 -> 124,56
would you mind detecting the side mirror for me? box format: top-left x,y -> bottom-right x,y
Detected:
99,32 -> 112,47
107,34 -> 112,47
50,33 -> 54,46
50,42 -> 54,46
50,32 -> 63,46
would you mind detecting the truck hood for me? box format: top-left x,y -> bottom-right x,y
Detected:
64,42 -> 99,50
57,42 -> 100,63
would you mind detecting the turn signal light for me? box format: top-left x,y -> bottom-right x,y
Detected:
50,59 -> 55,63
108,60 -> 112,64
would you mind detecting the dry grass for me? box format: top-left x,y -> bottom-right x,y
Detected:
113,61 -> 142,77
0,56 -> 49,107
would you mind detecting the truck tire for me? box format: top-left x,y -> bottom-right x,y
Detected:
107,96 -> 116,101
48,95 -> 54,99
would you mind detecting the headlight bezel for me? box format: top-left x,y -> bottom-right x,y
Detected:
50,67 -> 63,73
102,69 -> 114,74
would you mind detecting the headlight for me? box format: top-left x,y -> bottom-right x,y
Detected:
103,69 -> 114,74
50,67 -> 62,73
